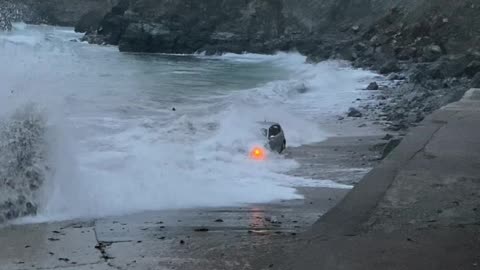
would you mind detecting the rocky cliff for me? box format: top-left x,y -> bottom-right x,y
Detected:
82,0 -> 480,57
0,0 -> 116,27
4,0 -> 480,131
79,0 -> 480,131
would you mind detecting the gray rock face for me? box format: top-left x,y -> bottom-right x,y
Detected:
3,0 -> 115,26
85,0 -> 309,54
74,10 -> 106,33
67,0 -> 480,80
472,73 -> 480,88
464,61 -> 480,78
422,44 -> 443,62
347,108 -> 363,118
380,61 -> 401,74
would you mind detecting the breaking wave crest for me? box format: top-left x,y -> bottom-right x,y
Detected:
1,24 -> 376,223
0,104 -> 49,223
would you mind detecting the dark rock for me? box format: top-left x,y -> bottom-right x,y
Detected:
382,134 -> 394,140
387,121 -> 409,131
97,12 -> 131,45
74,10 -> 106,33
194,228 -> 209,232
354,42 -> 368,52
381,138 -> 403,159
119,22 -> 179,53
408,66 -> 429,83
395,47 -> 417,60
347,108 -> 363,118
366,82 -> 379,90
422,45 -> 443,62
464,61 -> 480,78
472,72 -> 480,88
380,61 -> 401,74
214,219 -> 224,223
387,73 -> 405,81
111,0 -> 130,15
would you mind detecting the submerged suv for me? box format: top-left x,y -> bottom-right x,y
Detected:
258,122 -> 286,154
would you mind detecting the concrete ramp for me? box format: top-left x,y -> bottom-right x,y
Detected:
288,89 -> 480,270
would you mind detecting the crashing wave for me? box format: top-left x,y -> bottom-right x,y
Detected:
0,15 -> 12,32
0,103 -> 49,223
0,0 -> 41,32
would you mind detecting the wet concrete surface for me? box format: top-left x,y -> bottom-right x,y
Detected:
0,134 -> 385,270
284,89 -> 480,270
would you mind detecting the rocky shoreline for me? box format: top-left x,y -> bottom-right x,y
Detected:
3,0 -> 479,132
75,0 -> 480,133
1,0 -> 479,224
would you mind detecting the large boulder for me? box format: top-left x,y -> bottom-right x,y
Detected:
347,107 -> 363,118
419,55 -> 476,80
421,44 -> 443,62
380,61 -> 401,74
366,82 -> 379,90
96,12 -> 131,45
464,61 -> 480,78
74,10 -> 106,33
472,72 -> 480,88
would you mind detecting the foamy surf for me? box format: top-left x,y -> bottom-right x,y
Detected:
1,24 -> 375,223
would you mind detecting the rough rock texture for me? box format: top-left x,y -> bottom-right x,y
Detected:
78,0 -> 480,131
1,0 -> 116,27
83,0 -> 308,53
472,72 -> 480,88
366,82 -> 379,90
5,1 -> 479,127
82,0 -> 480,55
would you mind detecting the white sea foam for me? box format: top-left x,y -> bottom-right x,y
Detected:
1,25 -> 375,222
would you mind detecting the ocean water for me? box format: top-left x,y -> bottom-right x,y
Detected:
0,23 -> 377,222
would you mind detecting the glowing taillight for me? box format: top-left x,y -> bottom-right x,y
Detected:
250,146 -> 266,160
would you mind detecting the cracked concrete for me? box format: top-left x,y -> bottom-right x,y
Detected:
279,89 -> 480,270
0,221 -> 104,270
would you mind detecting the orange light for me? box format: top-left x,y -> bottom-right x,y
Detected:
250,146 -> 266,160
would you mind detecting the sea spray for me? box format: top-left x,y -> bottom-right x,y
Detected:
0,103 -> 49,223
2,25 -> 375,223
